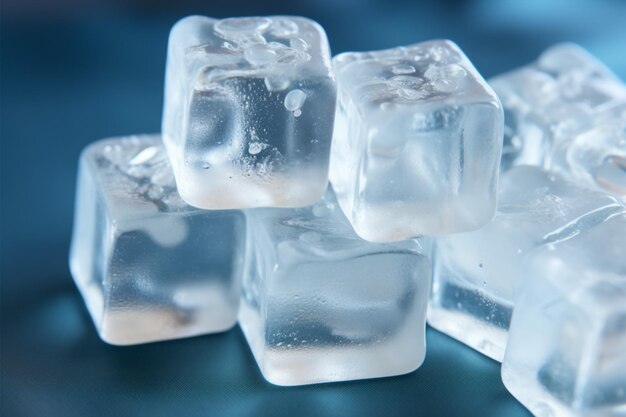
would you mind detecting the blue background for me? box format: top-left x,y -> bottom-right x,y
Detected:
2,1 -> 625,416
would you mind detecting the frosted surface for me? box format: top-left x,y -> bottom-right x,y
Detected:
69,135 -> 245,345
330,40 -> 503,241
551,104 -> 626,200
491,43 -> 626,198
239,188 -> 431,385
428,166 -> 624,361
503,213 -> 626,417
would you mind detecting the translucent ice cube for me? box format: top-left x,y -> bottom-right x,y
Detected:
162,15 -> 336,209
239,187 -> 431,385
428,166 -> 624,361
551,104 -> 626,200
69,135 -> 245,345
491,43 -> 626,177
329,40 -> 503,241
502,212 -> 626,417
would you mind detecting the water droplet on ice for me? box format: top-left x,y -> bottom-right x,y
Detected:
244,44 -> 277,66
264,76 -> 290,92
284,89 -> 306,111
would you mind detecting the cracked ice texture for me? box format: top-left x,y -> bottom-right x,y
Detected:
69,135 -> 245,345
502,212 -> 626,417
490,43 -> 626,198
329,40 -> 503,241
428,166 -> 624,362
162,15 -> 336,209
239,188 -> 431,385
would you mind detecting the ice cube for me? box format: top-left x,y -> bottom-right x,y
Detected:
428,166 -> 624,361
238,187 -> 431,385
491,43 -> 626,176
68,135 -> 245,345
502,212 -> 626,417
329,40 -> 503,241
162,15 -> 336,209
551,104 -> 626,200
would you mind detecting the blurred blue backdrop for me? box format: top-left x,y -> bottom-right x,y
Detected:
2,1 -> 625,416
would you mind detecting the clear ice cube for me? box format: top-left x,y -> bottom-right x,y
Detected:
162,15 -> 336,209
428,166 -> 624,361
329,40 -> 503,241
238,188 -> 431,385
491,43 -> 626,186
502,212 -> 626,417
69,135 -> 245,345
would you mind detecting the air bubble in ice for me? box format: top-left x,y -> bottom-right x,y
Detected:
284,89 -> 307,112
248,142 -> 268,155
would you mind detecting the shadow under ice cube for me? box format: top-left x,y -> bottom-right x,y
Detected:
429,166 -> 624,362
239,188 -> 431,385
502,213 -> 626,417
162,15 -> 336,209
330,40 -> 503,241
69,135 -> 245,345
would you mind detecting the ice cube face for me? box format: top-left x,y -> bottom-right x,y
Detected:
502,213 -> 626,417
162,15 -> 336,209
428,166 -> 624,361
330,40 -> 503,241
491,43 -> 626,184
551,105 -> 626,200
68,135 -> 245,345
239,188 -> 431,385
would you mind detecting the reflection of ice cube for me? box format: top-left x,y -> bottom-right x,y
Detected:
69,135 -> 246,345
239,187 -> 431,385
162,15 -> 337,209
428,166 -> 624,362
330,40 -> 503,241
502,212 -> 626,417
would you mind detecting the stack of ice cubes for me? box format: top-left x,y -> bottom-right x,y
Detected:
69,13 -> 625,415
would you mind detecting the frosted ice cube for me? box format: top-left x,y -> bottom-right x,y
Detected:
428,166 -> 624,361
491,43 -> 626,176
502,212 -> 626,417
162,15 -> 336,209
239,188 -> 431,385
551,104 -> 626,200
330,40 -> 503,241
69,135 -> 245,345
